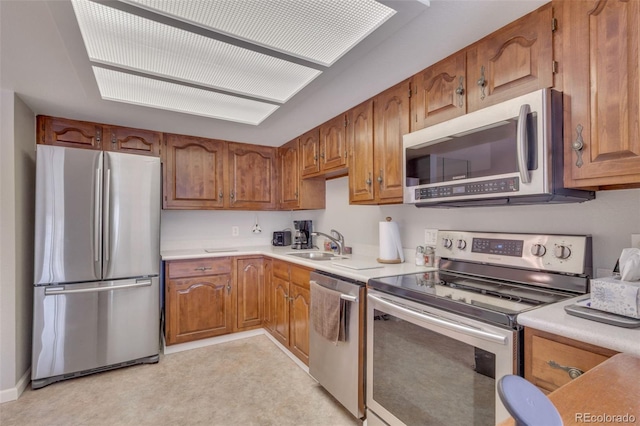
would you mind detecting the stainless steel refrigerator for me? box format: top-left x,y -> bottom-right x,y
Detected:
32,145 -> 161,389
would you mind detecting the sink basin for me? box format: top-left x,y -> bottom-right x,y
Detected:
287,252 -> 346,261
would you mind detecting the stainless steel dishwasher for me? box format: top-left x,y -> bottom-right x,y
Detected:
309,270 -> 365,420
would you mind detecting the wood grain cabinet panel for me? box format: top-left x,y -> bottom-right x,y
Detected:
271,275 -> 290,347
467,3 -> 553,112
319,114 -> 348,174
560,0 -> 640,188
524,327 -> 617,393
289,283 -> 310,365
411,51 -> 467,131
104,126 -> 161,157
235,257 -> 264,331
263,258 -> 274,332
37,115 -> 103,150
373,79 -> 411,203
228,142 -> 277,210
348,99 -> 376,203
163,134 -> 225,209
300,128 -> 321,177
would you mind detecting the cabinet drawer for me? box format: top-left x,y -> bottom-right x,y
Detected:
291,265 -> 311,290
167,257 -> 232,278
272,260 -> 290,280
529,335 -> 610,392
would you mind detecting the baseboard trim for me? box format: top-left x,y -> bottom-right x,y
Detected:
263,332 -> 310,374
163,329 -> 265,355
0,368 -> 31,403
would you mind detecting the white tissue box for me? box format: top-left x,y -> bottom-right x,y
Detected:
590,276 -> 640,319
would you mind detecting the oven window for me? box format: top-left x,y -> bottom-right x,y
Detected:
406,114 -> 537,185
372,310 -> 495,425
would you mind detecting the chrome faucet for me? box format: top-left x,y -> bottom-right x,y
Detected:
311,229 -> 345,255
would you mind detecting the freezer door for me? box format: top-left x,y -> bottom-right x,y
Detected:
103,152 -> 160,279
32,277 -> 160,381
34,145 -> 103,285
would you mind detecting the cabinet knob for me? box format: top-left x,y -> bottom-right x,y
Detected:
377,170 -> 383,184
230,191 -> 235,200
320,152 -> 325,159
366,173 -> 372,186
455,76 -> 464,107
548,360 -> 584,380
572,124 -> 584,168
218,190 -> 223,200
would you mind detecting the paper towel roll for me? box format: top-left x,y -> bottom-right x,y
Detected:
378,217 -> 404,262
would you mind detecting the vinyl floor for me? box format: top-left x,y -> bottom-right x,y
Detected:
0,335 -> 358,426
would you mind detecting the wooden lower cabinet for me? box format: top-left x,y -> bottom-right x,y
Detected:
524,327 -> 618,393
165,258 -> 233,345
235,257 -> 264,331
265,259 -> 311,365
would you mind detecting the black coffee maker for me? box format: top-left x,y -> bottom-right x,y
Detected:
292,220 -> 313,249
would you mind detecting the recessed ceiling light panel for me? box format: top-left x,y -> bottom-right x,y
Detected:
72,0 -> 320,103
122,0 -> 397,66
92,67 -> 279,125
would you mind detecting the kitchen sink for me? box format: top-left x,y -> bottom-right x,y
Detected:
287,252 -> 346,261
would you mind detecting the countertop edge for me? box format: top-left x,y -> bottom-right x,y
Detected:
517,295 -> 640,356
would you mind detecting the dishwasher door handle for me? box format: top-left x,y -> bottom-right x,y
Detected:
310,279 -> 359,303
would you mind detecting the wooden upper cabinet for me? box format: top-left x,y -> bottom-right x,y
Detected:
411,51 -> 467,131
104,126 -> 161,157
163,134 -> 225,209
348,99 -> 375,203
373,79 -> 411,203
319,114 -> 348,174
37,115 -> 103,150
300,128 -> 320,177
228,142 -> 277,210
467,3 -> 553,112
560,0 -> 640,189
277,139 -> 326,211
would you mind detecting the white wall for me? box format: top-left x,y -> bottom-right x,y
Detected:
0,91 -> 35,402
163,176 -> 640,277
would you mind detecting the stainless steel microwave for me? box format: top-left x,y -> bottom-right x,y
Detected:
403,89 -> 594,207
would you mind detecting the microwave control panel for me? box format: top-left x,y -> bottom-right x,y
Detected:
414,177 -> 519,200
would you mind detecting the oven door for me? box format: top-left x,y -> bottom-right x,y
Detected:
366,290 -> 518,425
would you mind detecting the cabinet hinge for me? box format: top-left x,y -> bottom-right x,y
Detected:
551,17 -> 558,32
408,88 -> 412,99
552,61 -> 559,74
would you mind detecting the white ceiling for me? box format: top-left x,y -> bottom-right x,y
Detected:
0,0 -> 546,147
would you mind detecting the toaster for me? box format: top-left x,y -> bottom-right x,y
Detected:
272,231 -> 292,246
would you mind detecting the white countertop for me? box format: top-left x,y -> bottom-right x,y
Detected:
161,245 -> 435,282
517,295 -> 640,356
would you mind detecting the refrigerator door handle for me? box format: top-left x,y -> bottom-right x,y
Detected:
94,167 -> 102,263
104,168 -> 111,263
44,279 -> 152,296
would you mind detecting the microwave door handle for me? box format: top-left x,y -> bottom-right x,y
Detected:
517,103 -> 531,184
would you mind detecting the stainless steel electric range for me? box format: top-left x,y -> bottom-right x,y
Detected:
366,231 -> 592,426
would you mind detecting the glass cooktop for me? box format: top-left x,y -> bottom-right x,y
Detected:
368,271 -> 569,328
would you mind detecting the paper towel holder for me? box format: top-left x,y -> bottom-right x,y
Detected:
377,217 -> 403,264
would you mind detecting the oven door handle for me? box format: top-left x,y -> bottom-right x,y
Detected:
369,294 -> 508,345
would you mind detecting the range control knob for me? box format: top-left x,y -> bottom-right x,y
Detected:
457,239 -> 467,250
442,238 -> 453,249
531,244 -> 547,257
554,245 -> 572,260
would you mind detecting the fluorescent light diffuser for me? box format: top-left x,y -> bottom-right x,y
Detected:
121,0 -> 397,66
92,67 -> 279,125
72,0 -> 321,103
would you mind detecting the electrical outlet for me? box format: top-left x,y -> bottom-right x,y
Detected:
424,229 -> 438,246
632,234 -> 640,248
232,226 -> 239,237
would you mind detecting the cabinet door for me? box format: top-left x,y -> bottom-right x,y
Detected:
163,134 -> 225,209
104,126 -> 161,157
228,142 -> 277,210
300,127 -> 321,177
467,3 -> 553,112
278,139 -> 300,210
289,283 -> 310,365
319,114 -> 348,173
348,99 -> 375,203
37,115 -> 103,150
374,79 -> 410,203
235,257 -> 264,331
412,51 -> 466,131
561,0 -> 640,188
271,276 -> 290,347
165,274 -> 232,345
